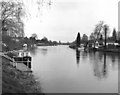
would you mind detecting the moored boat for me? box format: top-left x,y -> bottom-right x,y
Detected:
13,50 -> 32,69
77,47 -> 84,51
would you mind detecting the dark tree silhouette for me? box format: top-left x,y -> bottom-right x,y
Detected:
76,49 -> 80,64
99,34 -> 103,40
41,37 -> 48,43
31,33 -> 38,40
82,34 -> 88,44
112,28 -> 117,41
76,32 -> 81,47
89,33 -> 95,41
104,25 -> 108,49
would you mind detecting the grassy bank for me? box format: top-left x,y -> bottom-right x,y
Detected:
2,56 -> 43,94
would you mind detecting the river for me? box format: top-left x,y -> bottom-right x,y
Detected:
30,45 -> 119,93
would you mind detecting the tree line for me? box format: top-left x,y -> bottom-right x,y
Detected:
1,1 -> 119,51
0,0 -> 53,51
73,21 -> 120,45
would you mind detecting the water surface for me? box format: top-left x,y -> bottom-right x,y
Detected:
30,45 -> 118,93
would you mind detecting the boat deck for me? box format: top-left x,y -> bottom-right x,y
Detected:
16,63 -> 32,72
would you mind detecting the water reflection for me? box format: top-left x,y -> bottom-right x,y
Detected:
75,49 -> 109,79
81,51 -> 88,61
40,48 -> 48,55
90,52 -> 108,79
119,55 -> 120,66
89,52 -> 119,79
31,46 -> 118,93
103,53 -> 107,77
106,53 -> 119,70
76,49 -> 80,65
29,48 -> 37,55
80,51 -> 118,79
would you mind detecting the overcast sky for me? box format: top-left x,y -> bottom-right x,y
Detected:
23,0 -> 119,42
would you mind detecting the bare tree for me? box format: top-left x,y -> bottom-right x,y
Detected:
89,33 -> 95,41
94,21 -> 104,40
82,34 -> 88,43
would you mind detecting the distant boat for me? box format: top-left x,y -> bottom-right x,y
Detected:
77,46 -> 84,51
69,44 -> 76,49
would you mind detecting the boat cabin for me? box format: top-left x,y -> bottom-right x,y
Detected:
13,50 -> 32,68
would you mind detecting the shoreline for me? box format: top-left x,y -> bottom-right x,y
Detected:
69,45 -> 120,53
2,54 -> 44,94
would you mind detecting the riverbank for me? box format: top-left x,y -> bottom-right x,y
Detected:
69,44 -> 120,53
96,48 -> 120,53
2,55 -> 43,94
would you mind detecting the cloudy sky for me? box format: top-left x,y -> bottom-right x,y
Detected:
23,0 -> 119,42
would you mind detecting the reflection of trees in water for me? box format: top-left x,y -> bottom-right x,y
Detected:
81,51 -> 88,60
98,52 -> 103,62
76,49 -> 80,66
75,50 -> 89,67
106,53 -> 119,62
118,54 -> 120,59
88,51 -> 96,61
29,48 -> 37,55
111,54 -> 116,63
30,48 -> 48,55
118,55 -> 120,72
90,52 -> 118,79
103,53 -> 107,77
118,55 -> 120,66
90,52 -> 108,79
106,53 -> 119,70
40,48 -> 48,55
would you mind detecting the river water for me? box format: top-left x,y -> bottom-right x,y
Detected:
30,45 -> 119,93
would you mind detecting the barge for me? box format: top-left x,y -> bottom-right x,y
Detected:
13,50 -> 32,69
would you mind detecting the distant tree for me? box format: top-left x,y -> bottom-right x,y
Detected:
94,21 -> 104,40
82,34 -> 88,43
99,34 -> 103,40
67,41 -> 70,45
103,24 -> 109,49
23,36 -> 29,43
118,31 -> 120,41
89,33 -> 95,41
31,33 -> 38,40
92,21 -> 110,48
76,32 -> 81,47
53,41 -> 58,45
49,40 -> 53,45
29,33 -> 38,44
59,40 -> 61,45
41,37 -> 48,43
112,28 -> 117,41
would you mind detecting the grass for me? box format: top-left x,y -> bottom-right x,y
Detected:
2,56 -> 43,94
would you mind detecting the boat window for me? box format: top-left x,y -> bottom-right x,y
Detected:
21,52 -> 24,56
24,52 -> 26,56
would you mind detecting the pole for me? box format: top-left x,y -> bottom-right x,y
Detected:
104,25 -> 107,49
